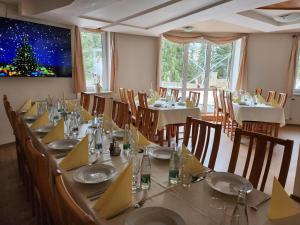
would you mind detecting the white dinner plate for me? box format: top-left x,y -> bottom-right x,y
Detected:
149,147 -> 172,160
33,125 -> 53,134
73,164 -> 117,184
125,207 -> 186,225
113,130 -> 124,138
48,139 -> 79,151
206,172 -> 253,196
24,115 -> 38,122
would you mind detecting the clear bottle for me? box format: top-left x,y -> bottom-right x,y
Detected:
140,149 -> 151,190
94,125 -> 103,154
123,124 -> 130,151
230,190 -> 249,225
169,143 -> 180,185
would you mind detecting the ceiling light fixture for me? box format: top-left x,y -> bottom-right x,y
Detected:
183,26 -> 193,32
273,13 -> 300,23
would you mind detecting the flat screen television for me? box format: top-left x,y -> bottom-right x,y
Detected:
0,17 -> 72,77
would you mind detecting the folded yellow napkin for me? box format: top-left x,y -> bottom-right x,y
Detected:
81,109 -> 93,122
182,144 -> 205,175
270,98 -> 280,107
235,96 -> 241,104
185,99 -> 195,108
59,136 -> 89,170
130,126 -> 151,147
66,101 -> 75,112
256,95 -> 266,104
30,111 -> 50,129
93,163 -> 132,219
268,177 -> 300,220
42,119 -> 64,144
19,99 -> 32,112
24,103 -> 37,116
148,97 -> 156,105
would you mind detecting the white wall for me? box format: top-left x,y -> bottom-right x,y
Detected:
247,33 -> 300,124
0,3 -> 75,145
115,33 -> 158,95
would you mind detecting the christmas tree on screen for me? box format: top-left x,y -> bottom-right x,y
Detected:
13,35 -> 38,76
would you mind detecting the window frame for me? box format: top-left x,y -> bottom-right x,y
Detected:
294,41 -> 300,95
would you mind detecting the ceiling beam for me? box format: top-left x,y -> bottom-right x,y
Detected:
258,0 -> 300,10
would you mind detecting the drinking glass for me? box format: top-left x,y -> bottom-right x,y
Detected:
131,152 -> 140,192
181,154 -> 193,187
208,197 -> 226,225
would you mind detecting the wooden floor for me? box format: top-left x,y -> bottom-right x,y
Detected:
0,125 -> 299,224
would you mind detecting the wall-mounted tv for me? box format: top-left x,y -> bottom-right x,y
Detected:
0,17 -> 72,77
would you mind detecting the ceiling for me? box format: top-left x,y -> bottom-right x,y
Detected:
2,0 -> 300,36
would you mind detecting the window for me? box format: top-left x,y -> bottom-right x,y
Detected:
80,30 -> 108,91
294,44 -> 300,94
161,38 -> 236,113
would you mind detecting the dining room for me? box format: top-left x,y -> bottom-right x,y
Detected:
1,0 -> 300,225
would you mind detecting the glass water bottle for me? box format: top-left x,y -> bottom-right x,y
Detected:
169,143 -> 180,185
140,149 -> 151,190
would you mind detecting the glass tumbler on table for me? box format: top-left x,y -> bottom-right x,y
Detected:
131,151 -> 140,193
181,154 -> 193,187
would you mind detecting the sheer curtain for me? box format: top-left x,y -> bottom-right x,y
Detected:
109,32 -> 117,92
162,31 -> 249,90
287,35 -> 299,95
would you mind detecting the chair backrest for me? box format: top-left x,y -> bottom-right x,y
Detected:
80,92 -> 90,111
183,117 -> 222,169
26,139 -> 60,225
277,93 -> 287,107
255,88 -> 263,95
127,89 -> 137,117
54,171 -> 96,225
136,106 -> 159,142
3,94 -> 13,125
112,100 -> 130,129
212,87 -> 219,110
92,95 -> 105,116
138,92 -> 148,108
219,90 -> 227,113
228,128 -> 293,191
188,91 -> 200,107
225,91 -> 235,120
266,91 -> 276,102
170,89 -> 179,101
119,87 -> 127,103
159,87 -> 167,98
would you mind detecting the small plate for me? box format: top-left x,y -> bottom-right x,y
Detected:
125,207 -> 186,225
33,125 -> 53,134
149,147 -> 172,160
73,164 -> 117,184
206,172 -> 253,196
24,115 -> 38,122
113,130 -> 124,138
48,139 -> 79,151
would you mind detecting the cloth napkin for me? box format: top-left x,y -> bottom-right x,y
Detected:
186,99 -> 195,108
130,126 -> 151,147
59,135 -> 88,171
256,94 -> 266,104
182,144 -> 205,175
65,100 -> 75,112
148,97 -> 156,105
235,96 -> 241,104
30,111 -> 50,129
42,119 -> 64,144
24,103 -> 37,116
81,108 -> 93,122
269,98 -> 280,107
19,99 -> 32,112
268,177 -> 300,220
93,163 -> 132,219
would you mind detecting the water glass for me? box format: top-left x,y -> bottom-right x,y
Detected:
131,152 -> 140,193
181,154 -> 193,187
208,197 -> 226,225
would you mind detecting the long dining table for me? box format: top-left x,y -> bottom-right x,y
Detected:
25,119 -> 299,225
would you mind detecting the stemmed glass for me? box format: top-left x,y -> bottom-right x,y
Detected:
131,151 -> 141,193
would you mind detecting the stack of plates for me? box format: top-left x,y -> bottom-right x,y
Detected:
48,139 -> 79,151
205,172 -> 253,196
125,207 -> 186,225
149,147 -> 172,160
73,164 -> 117,184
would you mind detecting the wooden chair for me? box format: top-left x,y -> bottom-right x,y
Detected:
219,90 -> 229,133
54,170 -> 96,225
183,117 -> 222,170
228,128 -> 294,191
159,87 -> 167,98
80,92 -> 90,111
170,88 -> 179,101
92,95 -> 105,116
112,100 -> 131,129
136,106 -> 159,142
255,88 -> 263,95
225,91 -> 239,140
188,91 -> 200,107
119,87 -> 127,103
277,93 -> 287,107
138,92 -> 148,108
127,89 -> 137,123
212,87 -> 222,124
266,91 -> 277,102
26,138 -> 60,225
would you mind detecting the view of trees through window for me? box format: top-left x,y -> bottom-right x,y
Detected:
295,53 -> 300,91
81,31 -> 103,87
161,38 -> 234,112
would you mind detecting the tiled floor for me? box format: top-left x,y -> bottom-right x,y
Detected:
0,125 -> 299,224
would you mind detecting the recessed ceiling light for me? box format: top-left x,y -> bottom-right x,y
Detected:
183,26 -> 193,32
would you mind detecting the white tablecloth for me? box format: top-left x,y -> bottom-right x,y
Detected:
233,103 -> 286,127
149,101 -> 201,129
